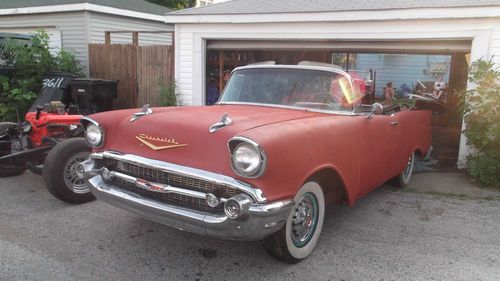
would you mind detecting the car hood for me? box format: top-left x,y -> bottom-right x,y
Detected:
91,104 -> 317,174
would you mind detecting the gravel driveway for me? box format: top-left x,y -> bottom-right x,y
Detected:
0,172 -> 499,281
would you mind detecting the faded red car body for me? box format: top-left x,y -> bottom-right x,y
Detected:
81,64 -> 431,262
88,104 -> 431,205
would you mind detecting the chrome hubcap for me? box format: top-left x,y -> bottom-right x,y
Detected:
63,152 -> 90,194
403,154 -> 413,179
291,193 -> 318,248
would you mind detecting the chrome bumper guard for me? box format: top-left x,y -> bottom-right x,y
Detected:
83,152 -> 294,241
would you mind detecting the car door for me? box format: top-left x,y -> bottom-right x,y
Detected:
357,113 -> 400,195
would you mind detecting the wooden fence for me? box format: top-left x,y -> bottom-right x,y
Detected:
88,44 -> 174,109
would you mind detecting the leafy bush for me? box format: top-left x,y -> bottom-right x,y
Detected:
158,79 -> 182,106
145,0 -> 195,10
457,59 -> 500,187
0,30 -> 83,121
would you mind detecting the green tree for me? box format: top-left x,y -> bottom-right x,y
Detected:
0,30 -> 83,121
457,58 -> 500,187
146,0 -> 196,10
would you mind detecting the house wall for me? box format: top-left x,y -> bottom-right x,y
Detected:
0,11 -> 173,75
0,11 -> 87,67
174,17 -> 498,167
87,12 -> 173,46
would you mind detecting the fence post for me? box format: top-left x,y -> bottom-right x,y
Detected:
132,32 -> 139,46
105,32 -> 111,44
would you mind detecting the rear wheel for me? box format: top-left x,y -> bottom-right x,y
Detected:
27,162 -> 43,175
263,181 -> 325,263
0,151 -> 27,177
43,138 -> 95,204
391,152 -> 415,187
0,122 -> 27,177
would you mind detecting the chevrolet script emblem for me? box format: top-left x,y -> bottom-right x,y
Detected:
135,133 -> 187,150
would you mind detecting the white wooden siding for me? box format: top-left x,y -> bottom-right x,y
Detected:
88,12 -> 173,46
491,25 -> 500,65
0,12 -> 87,69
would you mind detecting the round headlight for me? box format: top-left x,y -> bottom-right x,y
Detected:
231,141 -> 264,177
85,124 -> 103,147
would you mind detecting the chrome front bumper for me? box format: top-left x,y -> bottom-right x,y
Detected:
83,153 -> 294,241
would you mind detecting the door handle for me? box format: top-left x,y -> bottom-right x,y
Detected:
390,121 -> 399,126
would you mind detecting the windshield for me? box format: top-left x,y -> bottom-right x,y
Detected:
219,68 -> 362,112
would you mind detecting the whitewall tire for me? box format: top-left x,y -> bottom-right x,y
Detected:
392,152 -> 415,187
263,181 -> 325,263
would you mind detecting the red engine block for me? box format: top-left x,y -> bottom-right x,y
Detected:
24,112 -> 83,147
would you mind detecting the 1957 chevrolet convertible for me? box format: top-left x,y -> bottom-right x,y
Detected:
71,63 -> 431,263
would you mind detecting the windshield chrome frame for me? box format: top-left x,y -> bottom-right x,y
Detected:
216,101 -> 360,116
216,65 -> 361,115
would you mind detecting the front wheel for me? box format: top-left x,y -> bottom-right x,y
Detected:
43,138 -> 95,204
263,181 -> 325,263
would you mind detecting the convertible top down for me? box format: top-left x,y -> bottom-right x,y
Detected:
78,63 -> 431,263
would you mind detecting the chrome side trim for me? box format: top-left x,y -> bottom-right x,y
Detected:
90,151 -> 267,203
227,136 -> 267,178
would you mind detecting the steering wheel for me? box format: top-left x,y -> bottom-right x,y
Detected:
309,91 -> 343,104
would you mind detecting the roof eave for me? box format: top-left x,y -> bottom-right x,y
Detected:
164,6 -> 500,24
0,3 -> 167,22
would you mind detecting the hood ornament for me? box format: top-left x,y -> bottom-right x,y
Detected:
209,112 -> 232,133
130,104 -> 152,122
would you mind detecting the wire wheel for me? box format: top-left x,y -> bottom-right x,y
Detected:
63,151 -> 90,194
402,153 -> 415,184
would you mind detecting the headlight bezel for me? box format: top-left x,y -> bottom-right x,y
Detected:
228,136 -> 267,178
81,117 -> 105,148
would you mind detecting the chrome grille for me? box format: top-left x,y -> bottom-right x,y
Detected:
103,158 -> 238,212
112,177 -> 222,213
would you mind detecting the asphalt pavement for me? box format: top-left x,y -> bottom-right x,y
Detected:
0,172 -> 499,281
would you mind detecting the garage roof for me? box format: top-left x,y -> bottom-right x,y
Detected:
0,0 -> 171,15
170,0 -> 500,15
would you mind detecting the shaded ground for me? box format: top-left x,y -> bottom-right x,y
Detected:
0,172 -> 499,281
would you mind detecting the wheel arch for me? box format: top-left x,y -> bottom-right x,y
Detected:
413,147 -> 426,159
303,165 -> 353,206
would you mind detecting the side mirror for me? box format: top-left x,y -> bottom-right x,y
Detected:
367,103 -> 384,119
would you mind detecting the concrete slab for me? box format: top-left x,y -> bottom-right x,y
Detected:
407,172 -> 500,200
